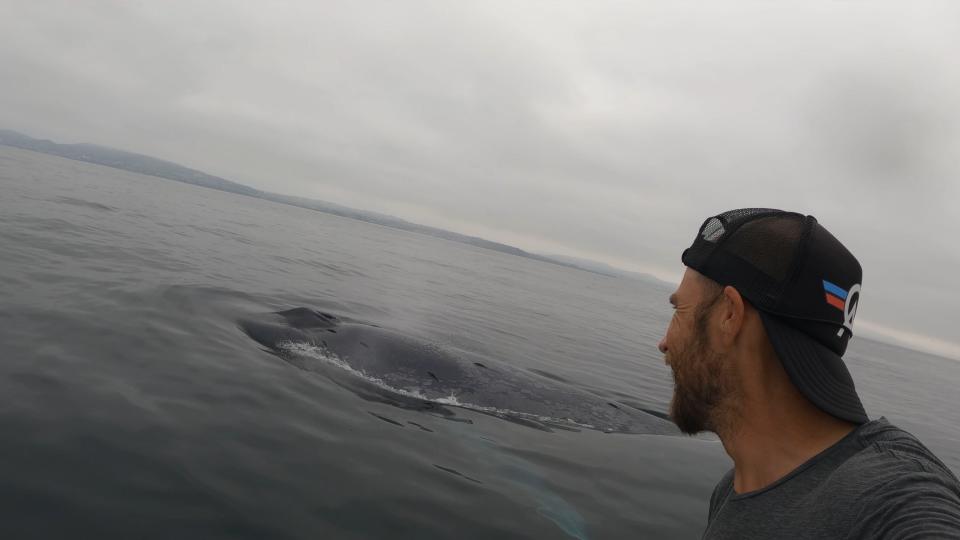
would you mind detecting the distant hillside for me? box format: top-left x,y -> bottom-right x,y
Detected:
0,129 -> 618,275
0,129 -> 261,197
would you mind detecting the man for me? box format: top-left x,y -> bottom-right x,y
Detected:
658,208 -> 960,539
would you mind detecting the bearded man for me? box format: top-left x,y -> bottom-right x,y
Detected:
658,209 -> 960,539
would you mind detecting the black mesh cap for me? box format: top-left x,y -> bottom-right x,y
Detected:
681,208 -> 868,424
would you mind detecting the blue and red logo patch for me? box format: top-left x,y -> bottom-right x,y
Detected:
822,280 -> 848,312
822,279 -> 861,337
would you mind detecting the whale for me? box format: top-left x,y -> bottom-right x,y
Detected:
238,307 -> 678,435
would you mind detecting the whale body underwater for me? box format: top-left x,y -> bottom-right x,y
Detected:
238,308 -> 678,435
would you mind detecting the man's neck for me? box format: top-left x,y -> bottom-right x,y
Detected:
718,401 -> 856,494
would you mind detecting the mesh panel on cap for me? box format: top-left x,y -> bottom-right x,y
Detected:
717,208 -> 781,223
682,208 -> 807,312
723,215 -> 805,282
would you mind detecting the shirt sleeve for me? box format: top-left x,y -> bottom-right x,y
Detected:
854,463 -> 960,539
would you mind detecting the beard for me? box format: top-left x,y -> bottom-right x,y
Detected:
667,334 -> 731,435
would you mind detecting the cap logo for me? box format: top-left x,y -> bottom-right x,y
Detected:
823,280 -> 860,337
701,218 -> 725,242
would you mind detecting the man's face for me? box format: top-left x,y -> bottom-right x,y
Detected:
658,269 -> 729,434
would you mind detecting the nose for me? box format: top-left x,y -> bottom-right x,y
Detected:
658,336 -> 668,354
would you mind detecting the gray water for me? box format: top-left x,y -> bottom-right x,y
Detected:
1,145 -> 957,539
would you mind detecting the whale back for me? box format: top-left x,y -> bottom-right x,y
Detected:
239,308 -> 679,435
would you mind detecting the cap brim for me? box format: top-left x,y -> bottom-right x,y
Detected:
758,312 -> 869,424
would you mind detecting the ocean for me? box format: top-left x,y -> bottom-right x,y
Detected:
1,145 -> 957,539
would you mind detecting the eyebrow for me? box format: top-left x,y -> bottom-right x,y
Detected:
669,293 -> 678,307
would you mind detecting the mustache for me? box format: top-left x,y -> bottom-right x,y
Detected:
665,353 -> 679,372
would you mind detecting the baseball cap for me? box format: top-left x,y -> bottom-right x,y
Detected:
681,208 -> 869,424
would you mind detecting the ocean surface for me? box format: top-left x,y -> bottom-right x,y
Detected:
1,145 -> 957,539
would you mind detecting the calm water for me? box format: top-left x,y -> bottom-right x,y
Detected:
1,146 -> 957,539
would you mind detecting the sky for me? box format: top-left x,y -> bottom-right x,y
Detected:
2,1 -> 959,358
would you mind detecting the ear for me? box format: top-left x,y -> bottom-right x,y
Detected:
717,286 -> 746,348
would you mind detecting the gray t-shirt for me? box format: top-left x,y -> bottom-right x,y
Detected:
704,418 -> 960,539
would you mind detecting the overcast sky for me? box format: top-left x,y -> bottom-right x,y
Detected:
2,1 -> 958,358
